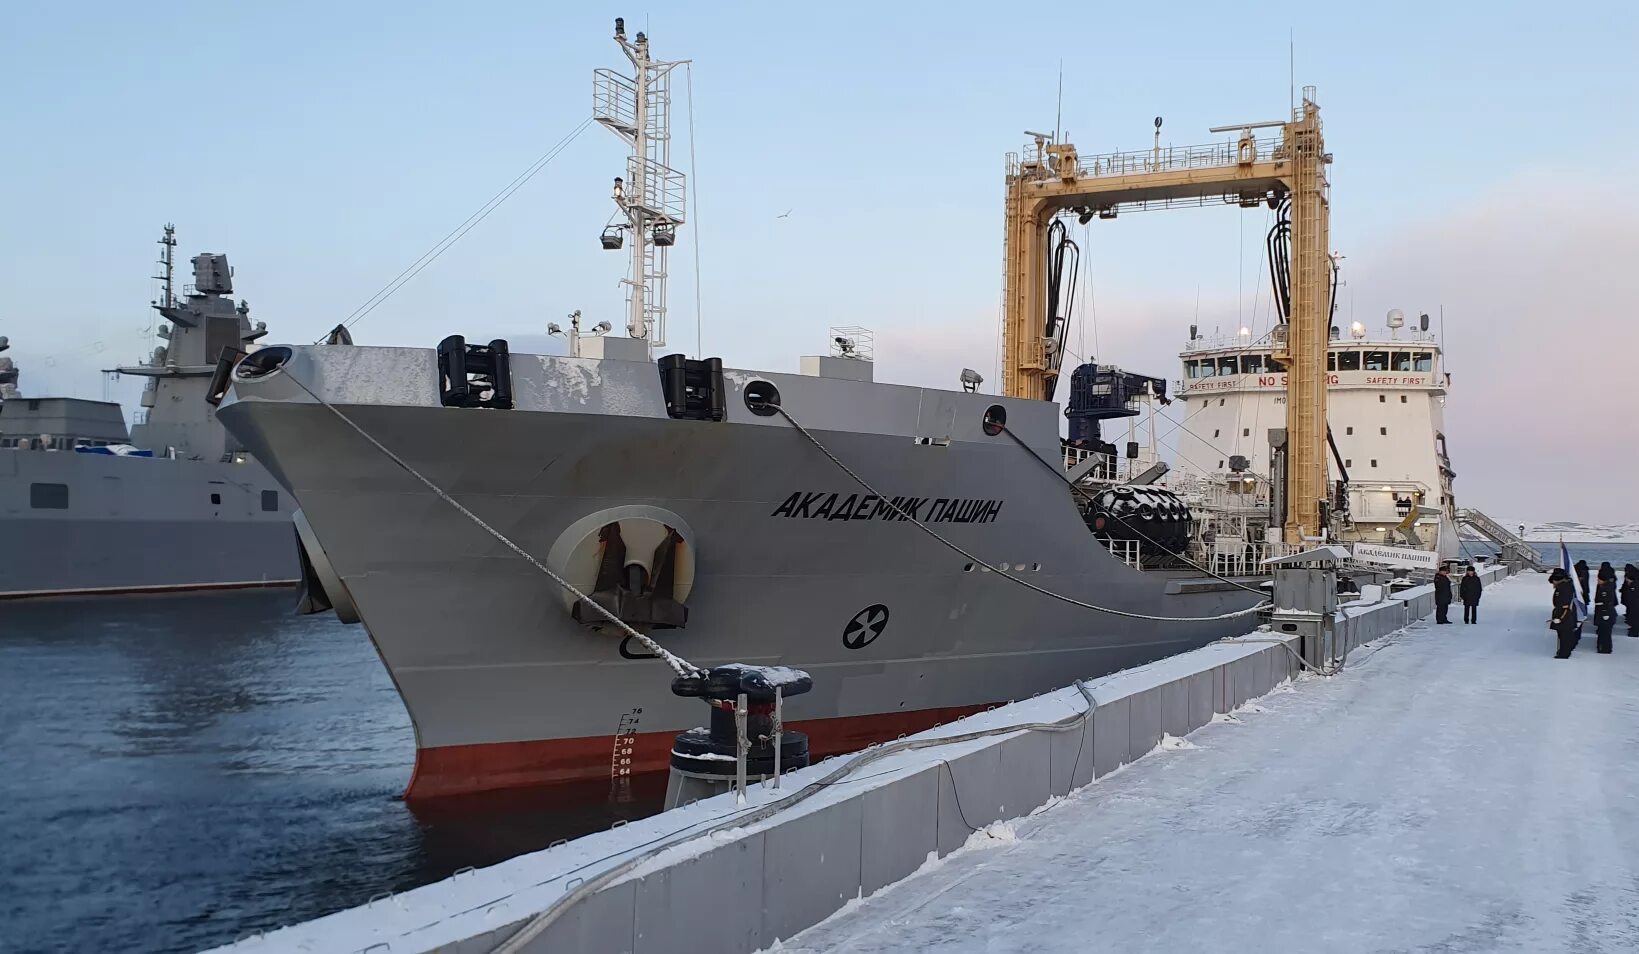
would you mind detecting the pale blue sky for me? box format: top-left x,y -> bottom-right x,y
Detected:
3,1 -> 1636,520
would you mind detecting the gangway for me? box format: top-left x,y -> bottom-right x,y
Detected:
1456,508 -> 1549,571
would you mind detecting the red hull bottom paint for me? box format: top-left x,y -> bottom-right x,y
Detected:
405,703 -> 995,803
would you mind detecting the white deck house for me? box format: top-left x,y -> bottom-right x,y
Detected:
1172,325 -> 1458,554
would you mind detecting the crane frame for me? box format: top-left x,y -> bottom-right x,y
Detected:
1001,90 -> 1331,544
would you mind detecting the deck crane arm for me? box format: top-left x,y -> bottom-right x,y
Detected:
1000,91 -> 1332,544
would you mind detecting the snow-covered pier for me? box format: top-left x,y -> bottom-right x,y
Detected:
787,570 -> 1639,953
212,564 -> 1625,954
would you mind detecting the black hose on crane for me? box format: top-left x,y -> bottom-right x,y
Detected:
1043,217 -> 1081,401
1266,198 -> 1292,321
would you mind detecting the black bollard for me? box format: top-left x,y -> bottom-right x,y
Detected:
664,664 -> 813,809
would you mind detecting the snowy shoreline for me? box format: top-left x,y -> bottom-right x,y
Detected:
1508,521 -> 1639,545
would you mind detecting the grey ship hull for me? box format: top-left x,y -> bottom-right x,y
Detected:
218,345 -> 1264,801
0,451 -> 299,597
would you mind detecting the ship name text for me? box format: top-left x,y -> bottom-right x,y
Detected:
770,492 -> 1003,525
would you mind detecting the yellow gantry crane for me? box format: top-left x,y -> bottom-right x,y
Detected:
1001,88 -> 1332,544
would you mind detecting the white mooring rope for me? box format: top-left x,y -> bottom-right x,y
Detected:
281,370 -> 702,678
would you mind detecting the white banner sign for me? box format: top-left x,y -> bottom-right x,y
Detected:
1353,542 -> 1439,569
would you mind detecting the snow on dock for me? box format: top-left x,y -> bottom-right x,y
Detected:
785,572 -> 1639,954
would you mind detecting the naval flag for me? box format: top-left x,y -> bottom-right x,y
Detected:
1560,537 -> 1588,617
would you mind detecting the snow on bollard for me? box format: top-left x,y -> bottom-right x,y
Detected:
663,664 -> 814,810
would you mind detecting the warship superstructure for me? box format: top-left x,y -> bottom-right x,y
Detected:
209,22 -> 1308,803
0,228 -> 298,597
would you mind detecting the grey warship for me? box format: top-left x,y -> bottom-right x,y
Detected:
208,22 -> 1306,803
0,227 -> 298,597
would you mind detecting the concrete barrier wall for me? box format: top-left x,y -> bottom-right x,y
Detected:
218,564 -> 1517,954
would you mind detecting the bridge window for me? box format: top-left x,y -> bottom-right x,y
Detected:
30,483 -> 69,509
1364,350 -> 1389,371
1242,354 -> 1266,374
1217,357 -> 1239,376
1185,360 -> 1202,379
1412,352 -> 1433,371
1337,351 -> 1360,371
1266,355 -> 1288,372
1327,352 -> 1337,371
1391,351 -> 1413,371
1195,360 -> 1216,378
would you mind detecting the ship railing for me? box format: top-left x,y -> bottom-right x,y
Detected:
592,68 -> 638,133
1010,135 -> 1288,180
1172,474 -> 1272,512
1063,445 -> 1117,482
1106,539 -> 1141,569
625,155 -> 688,222
1197,539 -> 1294,577
1064,446 -> 1164,484
1182,331 -> 1442,354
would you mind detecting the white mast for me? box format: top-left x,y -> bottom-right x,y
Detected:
594,18 -> 689,352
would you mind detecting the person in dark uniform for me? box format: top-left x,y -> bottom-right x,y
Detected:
1622,563 -> 1638,635
1593,566 -> 1618,654
1573,559 -> 1591,605
1433,565 -> 1453,624
1459,566 -> 1483,624
1550,568 -> 1580,659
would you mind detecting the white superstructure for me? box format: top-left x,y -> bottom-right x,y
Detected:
1171,319 -> 1459,556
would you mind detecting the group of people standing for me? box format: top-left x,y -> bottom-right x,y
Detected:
1548,560 -> 1639,659
1432,564 -> 1484,625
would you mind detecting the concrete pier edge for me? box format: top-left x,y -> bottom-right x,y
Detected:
213,563 -> 1511,954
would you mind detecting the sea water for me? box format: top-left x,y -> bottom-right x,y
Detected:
0,589 -> 661,954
